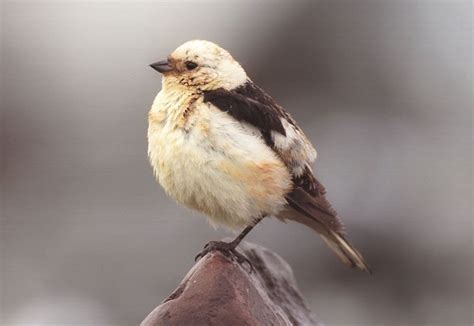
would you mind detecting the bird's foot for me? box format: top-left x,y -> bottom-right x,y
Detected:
195,240 -> 253,272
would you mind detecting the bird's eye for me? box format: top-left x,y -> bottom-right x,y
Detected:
185,61 -> 198,70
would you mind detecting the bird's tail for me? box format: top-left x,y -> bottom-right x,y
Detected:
320,229 -> 371,273
281,188 -> 372,273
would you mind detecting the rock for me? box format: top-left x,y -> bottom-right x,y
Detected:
141,241 -> 322,326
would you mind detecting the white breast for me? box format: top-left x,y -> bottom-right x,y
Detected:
148,91 -> 291,230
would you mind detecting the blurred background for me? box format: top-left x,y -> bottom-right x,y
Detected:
1,0 -> 472,325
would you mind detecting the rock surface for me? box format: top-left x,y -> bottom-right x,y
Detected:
141,241 -> 322,326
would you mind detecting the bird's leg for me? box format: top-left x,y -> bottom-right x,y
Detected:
195,216 -> 265,269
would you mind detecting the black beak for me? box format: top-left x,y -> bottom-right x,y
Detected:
149,59 -> 173,73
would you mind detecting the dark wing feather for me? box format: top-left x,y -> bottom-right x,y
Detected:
203,81 -> 370,272
203,82 -> 341,230
203,87 -> 286,146
286,187 -> 344,234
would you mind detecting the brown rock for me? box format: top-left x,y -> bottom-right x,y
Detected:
141,241 -> 322,326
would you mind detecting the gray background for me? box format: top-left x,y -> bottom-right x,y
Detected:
1,0 -> 472,325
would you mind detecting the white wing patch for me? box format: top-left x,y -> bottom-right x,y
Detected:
271,118 -> 317,177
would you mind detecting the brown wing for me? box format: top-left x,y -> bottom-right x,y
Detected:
204,81 -> 371,272
204,81 -> 370,272
204,81 -> 316,175
203,81 -> 337,218
203,81 -> 334,207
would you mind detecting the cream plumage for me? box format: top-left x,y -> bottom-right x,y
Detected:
148,88 -> 291,229
148,40 -> 370,272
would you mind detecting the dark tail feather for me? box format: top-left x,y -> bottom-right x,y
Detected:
285,188 -> 372,273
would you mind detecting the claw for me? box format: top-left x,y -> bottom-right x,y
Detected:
194,252 -> 203,262
194,240 -> 253,272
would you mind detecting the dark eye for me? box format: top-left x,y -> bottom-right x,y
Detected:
185,61 -> 198,70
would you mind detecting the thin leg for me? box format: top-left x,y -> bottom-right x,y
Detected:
195,216 -> 265,269
229,216 -> 264,248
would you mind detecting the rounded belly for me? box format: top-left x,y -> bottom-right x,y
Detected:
149,114 -> 292,230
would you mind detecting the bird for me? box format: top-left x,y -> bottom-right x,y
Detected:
147,40 -> 370,272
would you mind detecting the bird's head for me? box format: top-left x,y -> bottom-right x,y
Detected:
150,40 -> 248,91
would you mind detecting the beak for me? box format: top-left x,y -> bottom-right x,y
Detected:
149,59 -> 173,73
